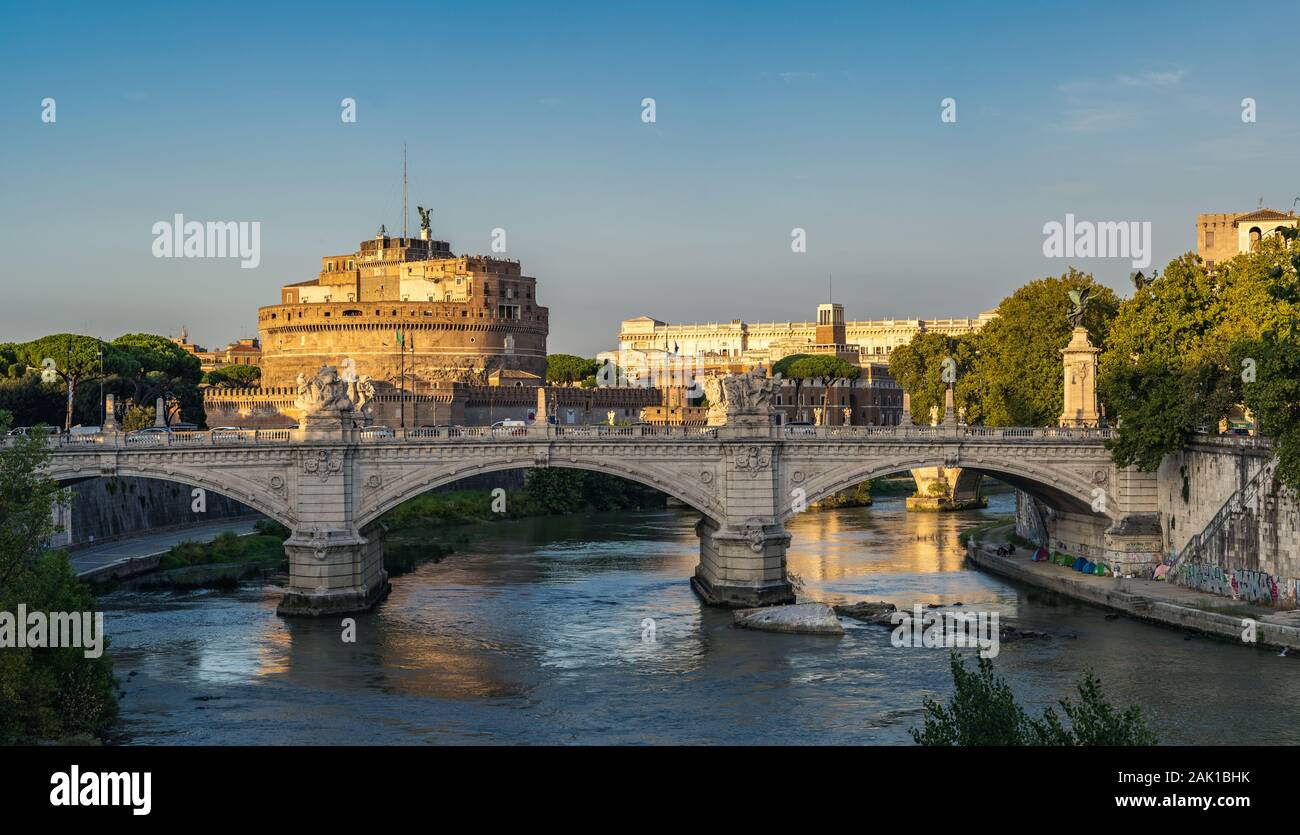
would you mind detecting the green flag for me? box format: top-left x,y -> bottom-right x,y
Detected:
395,329 -> 404,346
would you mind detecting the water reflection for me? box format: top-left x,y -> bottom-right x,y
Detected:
101,494 -> 1300,745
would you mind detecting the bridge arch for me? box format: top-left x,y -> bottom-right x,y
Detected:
356,458 -> 725,530
44,462 -> 298,529
784,456 -> 1114,524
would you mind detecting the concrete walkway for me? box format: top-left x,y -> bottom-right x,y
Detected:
968,525 -> 1300,651
70,518 -> 261,580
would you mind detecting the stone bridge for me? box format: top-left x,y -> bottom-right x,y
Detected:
29,420 -> 1162,616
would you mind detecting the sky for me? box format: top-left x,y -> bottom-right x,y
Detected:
1,0 -> 1297,356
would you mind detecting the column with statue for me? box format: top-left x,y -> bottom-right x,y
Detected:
1059,289 -> 1101,428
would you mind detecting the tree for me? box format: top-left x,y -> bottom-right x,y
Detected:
0,410 -> 117,742
969,269 -> 1118,426
14,335 -> 113,430
546,354 -> 600,385
110,333 -> 204,426
781,355 -> 859,421
1230,233 -> 1300,490
888,332 -> 978,424
204,364 -> 261,387
0,374 -> 65,427
1100,243 -> 1295,472
122,405 -> 155,432
911,653 -> 1155,746
771,353 -> 812,378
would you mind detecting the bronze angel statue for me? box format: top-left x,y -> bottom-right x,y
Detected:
1066,288 -> 1091,329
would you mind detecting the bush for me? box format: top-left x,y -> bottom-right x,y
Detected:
254,519 -> 290,540
912,653 -> 1156,746
122,405 -> 154,432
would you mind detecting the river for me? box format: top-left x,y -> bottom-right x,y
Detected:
101,493 -> 1300,745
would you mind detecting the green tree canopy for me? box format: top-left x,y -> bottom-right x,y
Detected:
13,334 -> 117,429
771,353 -> 812,377
109,333 -> 204,426
888,332 -> 978,424
780,355 -> 859,381
546,354 -> 601,385
1099,243 -> 1295,472
968,269 -> 1118,426
1226,232 -> 1300,489
204,364 -> 261,387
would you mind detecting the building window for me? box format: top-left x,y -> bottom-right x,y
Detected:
1205,230 -> 1214,248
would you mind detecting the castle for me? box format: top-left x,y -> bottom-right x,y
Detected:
260,223 -> 548,390
204,219 -> 556,428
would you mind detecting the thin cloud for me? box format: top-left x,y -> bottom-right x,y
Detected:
759,71 -> 824,83
1117,69 -> 1186,88
1057,106 -> 1132,135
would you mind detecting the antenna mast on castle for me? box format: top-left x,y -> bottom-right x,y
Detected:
402,144 -> 408,239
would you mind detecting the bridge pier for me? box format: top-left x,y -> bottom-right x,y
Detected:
905,466 -> 986,511
691,516 -> 795,607
277,521 -> 390,616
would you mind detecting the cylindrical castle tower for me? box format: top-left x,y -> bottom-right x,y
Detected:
257,228 -> 548,390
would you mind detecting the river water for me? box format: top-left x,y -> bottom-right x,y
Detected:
102,493 -> 1300,745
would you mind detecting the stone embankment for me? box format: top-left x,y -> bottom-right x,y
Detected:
967,526 -> 1300,652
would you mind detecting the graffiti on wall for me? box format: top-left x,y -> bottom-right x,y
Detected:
1176,563 -> 1295,606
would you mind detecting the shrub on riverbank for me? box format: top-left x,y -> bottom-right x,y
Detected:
158,531 -> 286,571
382,470 -> 668,528
912,653 -> 1156,746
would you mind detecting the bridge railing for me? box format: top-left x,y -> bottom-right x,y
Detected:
14,422 -> 1125,451
779,425 -> 1118,442
360,424 -> 722,442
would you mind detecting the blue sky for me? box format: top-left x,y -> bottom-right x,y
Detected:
1,1 -> 1296,355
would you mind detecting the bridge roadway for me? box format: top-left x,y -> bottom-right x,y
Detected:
22,422 -> 1161,616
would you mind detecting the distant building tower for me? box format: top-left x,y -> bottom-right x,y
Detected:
1196,209 -> 1299,271
815,303 -> 846,347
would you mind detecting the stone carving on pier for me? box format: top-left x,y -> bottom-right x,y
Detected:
347,375 -> 376,419
734,444 -> 772,478
703,367 -> 782,427
296,365 -> 354,416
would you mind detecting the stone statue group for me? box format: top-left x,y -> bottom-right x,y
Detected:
295,365 -> 375,419
703,366 -> 782,426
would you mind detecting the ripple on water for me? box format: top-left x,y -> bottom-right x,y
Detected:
100,495 -> 1300,745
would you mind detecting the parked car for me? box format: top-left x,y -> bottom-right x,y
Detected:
210,426 -> 246,440
360,426 -> 396,439
7,425 -> 60,436
129,427 -> 172,436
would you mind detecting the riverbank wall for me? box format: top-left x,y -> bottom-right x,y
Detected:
1013,436 -> 1300,608
966,534 -> 1300,651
